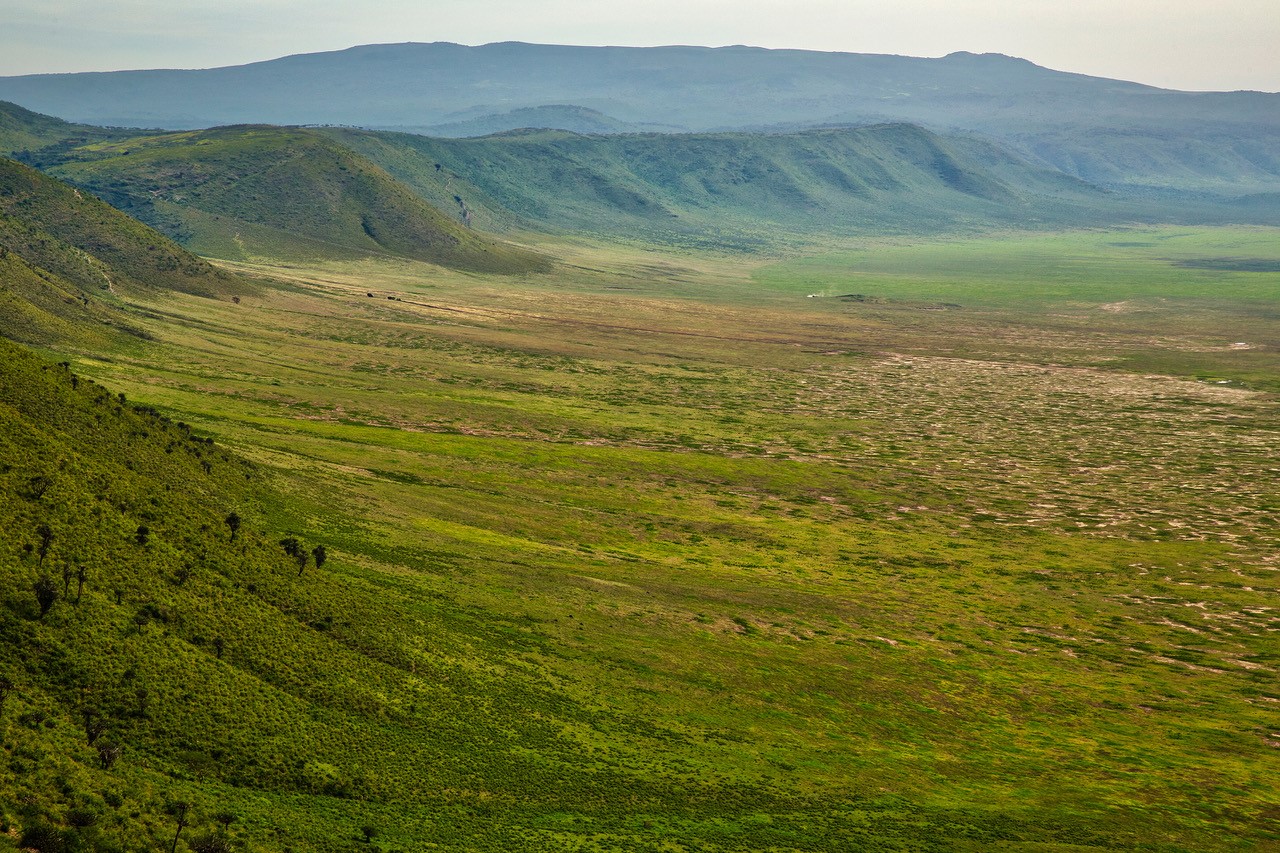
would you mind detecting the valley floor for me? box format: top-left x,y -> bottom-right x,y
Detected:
21,226 -> 1280,851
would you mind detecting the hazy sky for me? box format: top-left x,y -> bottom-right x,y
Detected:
2,0 -> 1278,92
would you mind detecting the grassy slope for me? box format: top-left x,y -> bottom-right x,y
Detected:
0,339 -> 294,852
326,124 -> 1144,248
0,101 -> 131,159
37,126 -> 549,274
16,224 -> 1273,851
1005,124 -> 1280,194
0,156 -> 245,348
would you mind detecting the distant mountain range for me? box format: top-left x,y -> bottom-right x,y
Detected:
0,42 -> 1277,198
3,98 -> 1276,258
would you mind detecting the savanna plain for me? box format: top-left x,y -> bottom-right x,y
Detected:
8,223 -> 1278,851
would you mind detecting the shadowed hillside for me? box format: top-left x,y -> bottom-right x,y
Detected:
32,125 -> 550,272
0,157 -> 244,346
326,124 -> 1134,245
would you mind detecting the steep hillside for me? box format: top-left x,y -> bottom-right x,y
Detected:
327,124 -> 1130,245
38,126 -> 549,272
1002,123 -> 1280,193
0,100 -> 131,158
0,157 -> 244,346
0,339 -> 289,850
0,42 -> 1276,195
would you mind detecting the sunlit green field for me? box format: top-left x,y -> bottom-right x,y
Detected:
50,225 -> 1280,850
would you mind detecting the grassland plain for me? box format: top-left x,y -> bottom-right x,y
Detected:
10,223 -> 1272,851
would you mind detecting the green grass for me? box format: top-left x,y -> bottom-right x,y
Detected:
0,100 -> 130,160
753,226 -> 1280,390
3,223 -> 1273,850
37,126 -> 550,275
323,124 -> 1134,248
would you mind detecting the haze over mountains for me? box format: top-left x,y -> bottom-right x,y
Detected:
1,42 -> 1278,199
6,98 -> 1260,259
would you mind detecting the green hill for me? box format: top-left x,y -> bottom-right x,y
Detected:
5,100 -> 1272,254
37,125 -> 549,272
1002,123 -> 1280,194
0,157 -> 244,347
327,124 -> 1131,246
0,101 -> 131,159
0,339 -> 283,850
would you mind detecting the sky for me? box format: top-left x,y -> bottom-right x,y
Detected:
1,0 -> 1278,92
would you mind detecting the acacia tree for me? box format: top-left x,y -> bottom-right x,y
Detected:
166,800 -> 192,853
82,709 -> 107,745
312,544 -> 326,571
25,474 -> 52,500
225,512 -> 241,542
35,523 -> 53,566
33,575 -> 57,617
97,741 -> 122,770
280,537 -> 308,575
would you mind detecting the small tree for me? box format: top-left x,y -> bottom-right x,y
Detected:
280,537 -> 309,575
135,525 -> 150,546
25,474 -> 52,500
97,741 -> 122,770
312,544 -> 327,571
76,565 -> 87,602
62,563 -> 73,596
213,637 -> 225,660
83,709 -> 107,745
34,575 -> 58,617
36,523 -> 53,565
225,512 -> 241,542
165,800 -> 192,853
360,824 -> 377,843
213,811 -> 236,835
